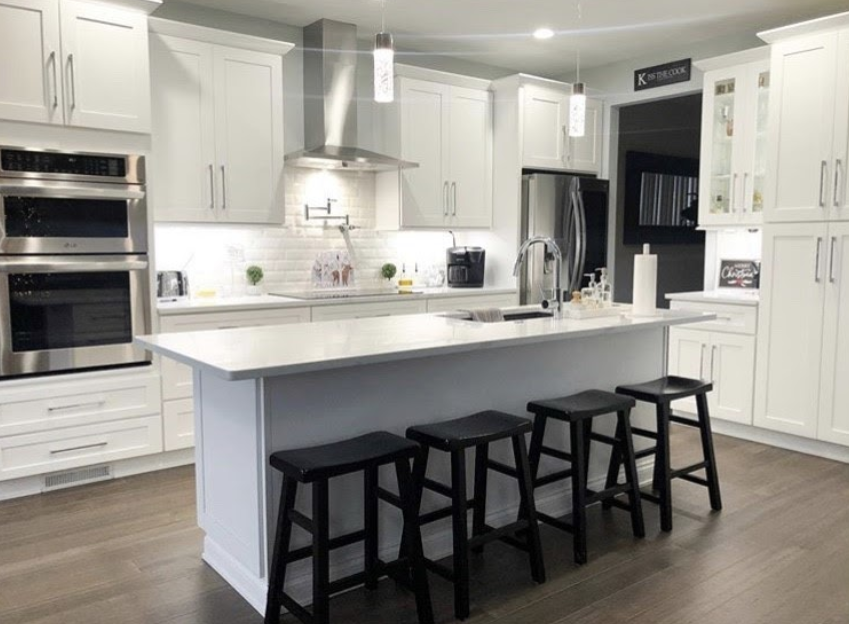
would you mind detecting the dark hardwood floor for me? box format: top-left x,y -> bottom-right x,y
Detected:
1,429 -> 847,624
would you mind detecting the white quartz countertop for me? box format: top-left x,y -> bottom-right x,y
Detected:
136,308 -> 714,381
665,290 -> 760,306
156,287 -> 518,315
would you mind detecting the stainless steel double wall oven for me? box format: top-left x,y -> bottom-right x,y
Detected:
0,147 -> 151,378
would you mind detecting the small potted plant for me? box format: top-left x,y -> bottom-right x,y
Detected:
246,265 -> 264,296
381,262 -> 397,287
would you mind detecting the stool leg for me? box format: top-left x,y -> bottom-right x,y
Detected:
264,478 -> 297,624
364,466 -> 379,590
512,434 -> 546,584
582,419 -> 593,488
399,446 -> 430,563
312,480 -> 331,624
570,421 -> 588,565
655,403 -> 673,532
602,417 -> 624,510
471,444 -> 489,554
395,457 -> 435,624
618,408 -> 645,539
519,415 -> 547,523
696,392 -> 723,511
451,448 -> 471,620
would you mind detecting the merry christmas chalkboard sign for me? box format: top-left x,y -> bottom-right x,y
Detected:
718,260 -> 760,290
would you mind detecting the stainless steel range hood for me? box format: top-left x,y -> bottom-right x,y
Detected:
285,19 -> 417,172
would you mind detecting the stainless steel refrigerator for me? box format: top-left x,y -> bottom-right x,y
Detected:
520,173 -> 610,306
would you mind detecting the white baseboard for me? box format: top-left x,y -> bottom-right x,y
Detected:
710,419 -> 849,464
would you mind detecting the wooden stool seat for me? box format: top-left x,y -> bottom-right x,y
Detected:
406,410 -> 531,451
528,390 -> 636,421
616,376 -> 713,404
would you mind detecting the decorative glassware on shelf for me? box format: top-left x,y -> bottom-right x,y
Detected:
751,71 -> 770,214
710,78 -> 737,215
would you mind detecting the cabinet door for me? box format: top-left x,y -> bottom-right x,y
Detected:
399,79 -> 450,227
818,223 -> 849,446
668,327 -> 710,415
150,35 -> 216,222
60,0 -> 150,132
447,86 -> 492,228
738,61 -> 771,226
566,97 -> 603,175
213,45 -> 284,224
709,333 -> 756,425
522,85 -> 569,170
830,31 -> 849,222
0,0 -> 62,124
766,34 -> 838,223
754,224 -> 828,438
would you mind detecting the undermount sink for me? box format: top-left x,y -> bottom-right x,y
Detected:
446,309 -> 555,323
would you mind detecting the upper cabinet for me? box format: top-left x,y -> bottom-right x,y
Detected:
521,83 -> 602,175
697,49 -> 770,228
376,69 -> 493,229
149,22 -> 291,224
0,0 -> 151,133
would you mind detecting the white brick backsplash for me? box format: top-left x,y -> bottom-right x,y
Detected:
155,168 -> 497,296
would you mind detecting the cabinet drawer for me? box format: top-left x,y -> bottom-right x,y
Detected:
426,293 -> 518,314
163,398 -> 194,451
670,301 -> 758,335
159,306 -> 311,400
311,300 -> 427,321
0,416 -> 163,481
0,374 -> 161,437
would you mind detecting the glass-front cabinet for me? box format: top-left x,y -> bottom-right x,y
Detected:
699,54 -> 770,227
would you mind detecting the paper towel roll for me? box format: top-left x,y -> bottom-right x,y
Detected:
632,244 -> 658,317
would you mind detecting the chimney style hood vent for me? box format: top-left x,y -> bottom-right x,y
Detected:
285,19 -> 417,172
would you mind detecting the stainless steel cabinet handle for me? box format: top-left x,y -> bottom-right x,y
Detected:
67,54 -> 76,110
815,237 -> 823,282
699,343 -> 706,379
710,345 -> 717,383
819,161 -> 828,207
443,181 -> 449,216
220,165 -> 227,210
732,173 -> 739,213
50,442 -> 107,455
48,399 -> 106,412
830,237 -> 838,283
835,159 -> 843,208
48,51 -> 58,109
561,126 -> 567,162
743,172 -> 750,213
208,164 -> 215,210
452,182 -> 457,216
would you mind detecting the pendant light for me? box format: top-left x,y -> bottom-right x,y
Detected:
569,0 -> 586,138
374,0 -> 394,103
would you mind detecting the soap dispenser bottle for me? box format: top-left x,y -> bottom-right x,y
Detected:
597,268 -> 613,308
581,273 -> 598,308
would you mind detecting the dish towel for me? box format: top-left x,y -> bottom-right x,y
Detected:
463,308 -> 505,323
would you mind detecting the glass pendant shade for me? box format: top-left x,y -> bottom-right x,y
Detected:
374,32 -> 394,103
569,82 -> 586,138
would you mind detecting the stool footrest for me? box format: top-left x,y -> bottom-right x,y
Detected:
604,497 -> 636,513
631,427 -> 658,440
419,500 -> 475,526
289,509 -> 314,533
376,487 -> 402,508
487,459 -> 518,478
422,477 -> 453,498
278,592 -> 315,624
670,461 -> 709,479
669,415 -> 701,428
537,511 -> 575,534
468,520 -> 530,550
328,571 -> 370,595
284,528 -> 368,564
586,483 -> 634,505
679,473 -> 709,487
541,445 -> 573,462
589,432 -> 619,446
634,447 -> 657,460
422,558 -> 455,582
640,491 -> 661,504
535,468 -> 574,487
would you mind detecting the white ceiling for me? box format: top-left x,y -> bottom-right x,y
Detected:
178,0 -> 849,76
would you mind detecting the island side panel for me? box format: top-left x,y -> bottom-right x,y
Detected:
261,327 -> 665,610
194,368 -> 269,611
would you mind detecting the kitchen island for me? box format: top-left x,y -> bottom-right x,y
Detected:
136,308 -> 711,614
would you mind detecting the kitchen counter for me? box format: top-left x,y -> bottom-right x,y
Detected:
135,307 -> 712,615
665,290 -> 760,306
156,287 -> 518,315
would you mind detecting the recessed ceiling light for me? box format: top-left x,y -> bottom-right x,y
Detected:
533,28 -> 555,40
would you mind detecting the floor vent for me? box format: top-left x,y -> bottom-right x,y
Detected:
43,465 -> 112,491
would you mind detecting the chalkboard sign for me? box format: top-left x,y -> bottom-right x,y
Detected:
718,260 -> 760,289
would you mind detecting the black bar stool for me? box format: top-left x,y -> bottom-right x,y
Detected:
406,411 -> 545,621
526,390 -> 645,565
609,376 -> 722,532
265,431 -> 433,624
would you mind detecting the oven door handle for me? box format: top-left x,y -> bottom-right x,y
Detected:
0,182 -> 144,201
0,255 -> 148,273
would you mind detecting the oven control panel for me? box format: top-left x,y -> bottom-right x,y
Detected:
1,149 -> 127,178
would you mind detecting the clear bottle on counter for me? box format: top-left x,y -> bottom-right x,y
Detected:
581,273 -> 598,308
596,267 -> 613,308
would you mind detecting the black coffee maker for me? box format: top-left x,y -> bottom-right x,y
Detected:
446,247 -> 485,287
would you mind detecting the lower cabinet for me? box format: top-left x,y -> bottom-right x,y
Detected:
425,293 -> 518,313
311,300 -> 427,321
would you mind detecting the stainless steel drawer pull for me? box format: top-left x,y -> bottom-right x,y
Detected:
835,159 -> 843,208
815,237 -> 823,282
452,182 -> 457,216
208,164 -> 215,210
68,54 -> 77,110
443,181 -> 449,216
699,343 -> 706,379
48,400 -> 106,412
50,442 -> 108,455
48,51 -> 58,108
710,345 -> 717,383
819,161 -> 828,208
830,237 -> 838,283
220,165 -> 227,210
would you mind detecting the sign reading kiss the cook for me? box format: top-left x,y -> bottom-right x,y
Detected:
634,59 -> 692,91
718,260 -> 761,290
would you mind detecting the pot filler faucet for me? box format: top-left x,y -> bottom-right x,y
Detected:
513,236 -> 563,314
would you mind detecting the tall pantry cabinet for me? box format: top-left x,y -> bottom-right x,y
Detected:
755,15 -> 849,448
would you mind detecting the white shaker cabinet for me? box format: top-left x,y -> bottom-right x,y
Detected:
0,0 -> 62,125
0,0 -> 150,132
830,31 -> 849,222
446,85 -> 492,228
754,224 -> 828,438
150,24 -> 289,224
